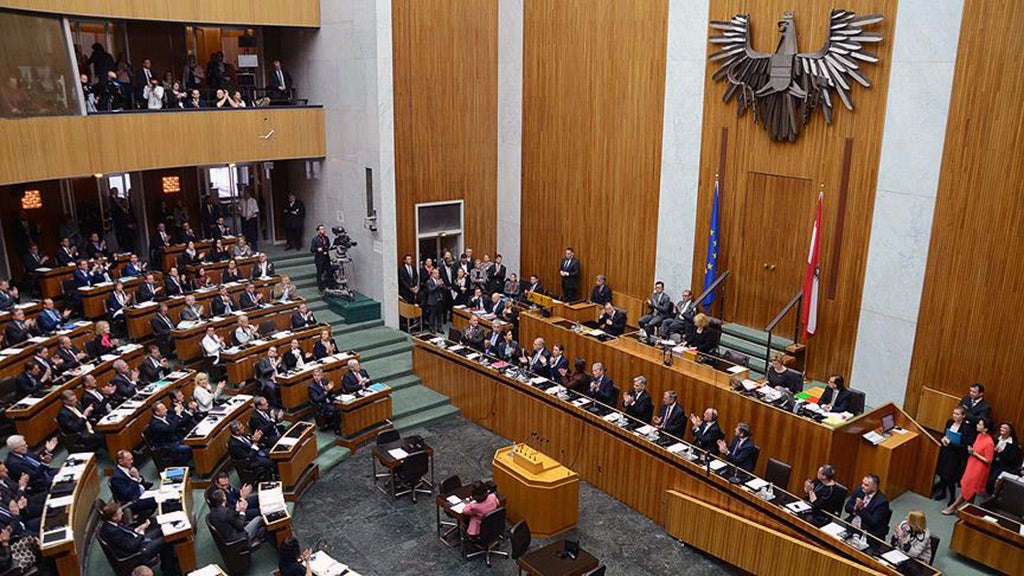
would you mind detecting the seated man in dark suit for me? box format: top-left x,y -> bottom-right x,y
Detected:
211,286 -> 236,316
290,302 -> 316,329
461,315 -> 486,351
522,274 -> 543,299
4,308 -> 38,346
55,237 -> 78,266
97,501 -> 176,575
717,422 -> 757,472
960,383 -> 991,428
56,390 -> 103,451
55,335 -> 87,372
110,359 -> 141,404
0,279 -> 18,311
72,260 -> 94,291
138,345 -> 169,384
80,374 -> 115,423
110,450 -> 156,516
205,472 -> 260,522
227,421 -> 277,477
596,302 -> 626,336
844,473 -> 891,540
123,254 -> 148,277
586,362 -> 616,406
239,283 -> 263,310
653,391 -> 686,439
207,488 -> 264,548
149,306 -> 175,356
255,348 -> 281,401
36,298 -> 71,334
623,376 -> 654,424
518,337 -> 552,378
145,403 -> 192,466
819,374 -> 852,414
248,396 -> 285,448
341,359 -> 372,394
0,462 -> 44,532
281,339 -> 310,371
4,436 -> 58,493
249,254 -> 275,280
135,272 -> 162,303
590,274 -> 613,306
638,281 -> 674,335
308,368 -> 339,429
690,408 -> 725,453
15,361 -> 44,397
163,267 -> 186,296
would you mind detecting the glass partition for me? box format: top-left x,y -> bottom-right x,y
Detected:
0,10 -> 77,117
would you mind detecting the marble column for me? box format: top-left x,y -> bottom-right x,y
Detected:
850,0 -> 964,406
497,0 -> 524,275
653,0 -> 710,295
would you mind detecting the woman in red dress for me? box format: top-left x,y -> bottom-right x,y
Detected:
943,418 -> 995,515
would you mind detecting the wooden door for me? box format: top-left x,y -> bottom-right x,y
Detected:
728,172 -> 816,328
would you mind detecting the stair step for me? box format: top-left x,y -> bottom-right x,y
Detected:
391,385 -> 449,419
719,334 -> 773,360
391,404 -> 461,432
357,341 -> 413,363
335,318 -> 384,334
343,327 -> 409,353
364,355 -> 413,382
722,323 -> 793,351
384,374 -> 422,392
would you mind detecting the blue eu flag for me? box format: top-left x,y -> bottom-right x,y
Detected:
702,178 -> 720,307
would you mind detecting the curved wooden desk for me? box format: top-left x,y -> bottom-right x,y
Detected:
492,444 -> 579,538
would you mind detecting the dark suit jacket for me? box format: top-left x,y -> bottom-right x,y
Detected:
308,380 -> 334,407
56,247 -> 77,266
548,355 -> 569,383
139,356 -> 167,384
15,372 -> 41,396
658,403 -> 687,439
37,308 -> 64,333
110,467 -> 147,504
462,326 -> 485,351
590,284 -> 613,305
99,521 -> 146,555
110,374 -> 138,403
821,387 -> 852,413
106,292 -> 129,318
255,357 -> 278,389
212,295 -> 235,316
341,369 -> 371,394
291,312 -> 315,329
150,314 -> 173,346
589,375 -> 616,406
5,321 -> 32,346
523,348 -> 551,378
725,436 -> 757,472
57,406 -> 91,435
80,390 -> 111,421
179,306 -> 201,322
844,487 -> 891,540
23,252 -> 45,273
73,268 -> 93,289
240,291 -> 261,310
597,310 -> 626,336
55,346 -> 83,370
164,276 -> 185,296
425,278 -> 445,306
5,451 -> 55,491
625,391 -> 654,424
136,282 -> 159,302
228,434 -> 261,462
248,410 -> 281,446
146,416 -> 181,447
559,257 -> 580,290
398,265 -> 419,302
692,420 -> 724,453
960,397 -> 991,426
250,262 -> 275,279
209,506 -> 248,543
313,340 -> 338,360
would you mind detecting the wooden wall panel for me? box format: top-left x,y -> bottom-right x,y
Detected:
0,108 -> 326,186
906,0 -> 1024,426
693,1 -> 896,381
520,0 -> 668,301
2,0 -> 320,27
392,0 -> 498,262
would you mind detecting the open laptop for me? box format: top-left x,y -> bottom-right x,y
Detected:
862,412 -> 896,445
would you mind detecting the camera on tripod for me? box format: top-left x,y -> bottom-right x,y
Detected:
325,227 -> 358,300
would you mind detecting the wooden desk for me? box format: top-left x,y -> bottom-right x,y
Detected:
0,301 -> 43,336
221,324 -> 326,386
520,312 -> 940,496
335,384 -> 393,449
78,274 -> 161,319
0,321 -> 93,381
94,369 -> 196,455
184,254 -> 257,285
258,481 -> 294,547
516,540 -> 600,576
184,394 -> 254,484
125,278 -> 277,340
39,452 -> 100,576
413,340 -> 941,576
269,421 -> 320,501
35,254 -> 132,299
916,387 -> 961,433
156,467 -> 197,574
950,504 -> 1024,574
6,343 -> 144,446
172,299 -> 302,362
372,438 -> 433,497
451,306 -> 513,334
159,238 -> 237,271
492,444 -> 579,538
434,483 -> 507,546
275,352 -> 357,416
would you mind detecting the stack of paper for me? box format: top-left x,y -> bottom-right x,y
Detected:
258,485 -> 287,515
785,500 -> 812,513
308,551 -> 348,576
446,495 -> 461,505
276,437 -> 299,449
820,522 -> 847,540
709,459 -> 728,472
745,478 -> 769,491
571,398 -> 591,408
634,425 -> 655,436
881,549 -> 910,565
666,443 -> 688,455
157,511 -> 190,535
450,502 -> 467,514
388,448 -> 409,460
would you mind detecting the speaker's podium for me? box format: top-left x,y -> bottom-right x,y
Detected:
492,444 -> 579,537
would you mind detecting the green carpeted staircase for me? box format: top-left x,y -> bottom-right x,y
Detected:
718,323 -> 793,377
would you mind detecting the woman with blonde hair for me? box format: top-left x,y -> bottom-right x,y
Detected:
891,510 -> 932,562
193,372 -> 226,413
687,313 -> 717,355
91,320 -> 119,357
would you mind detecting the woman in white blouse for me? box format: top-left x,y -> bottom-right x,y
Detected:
192,372 -> 226,413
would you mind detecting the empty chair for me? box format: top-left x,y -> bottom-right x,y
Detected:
394,451 -> 432,502
464,507 -> 508,566
763,458 -> 792,490
980,478 -> 1024,521
847,389 -> 866,415
438,475 -> 463,540
376,429 -> 401,446
258,320 -> 277,337
510,520 -> 532,561
206,514 -> 253,575
928,535 -> 940,564
721,349 -> 749,368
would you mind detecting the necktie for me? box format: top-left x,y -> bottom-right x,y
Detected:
278,70 -> 284,86
664,404 -> 673,424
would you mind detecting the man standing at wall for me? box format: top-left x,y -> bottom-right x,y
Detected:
240,188 -> 260,250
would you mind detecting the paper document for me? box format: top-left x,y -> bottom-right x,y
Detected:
727,365 -> 746,374
466,352 -> 480,361
258,485 -> 287,514
188,565 -> 224,576
745,478 -> 769,491
785,500 -> 812,513
545,385 -> 565,395
635,425 -> 655,435
529,377 -> 548,385
709,459 -> 728,472
571,398 -> 592,408
47,495 -> 75,508
881,549 -> 910,565
742,379 -> 759,391
667,443 -> 688,455
388,448 -> 409,460
27,336 -> 48,343
446,495 -> 462,505
276,437 -> 299,449
820,522 -> 847,540
15,397 -> 44,407
308,551 -> 348,576
602,412 -> 621,422
450,502 -> 467,514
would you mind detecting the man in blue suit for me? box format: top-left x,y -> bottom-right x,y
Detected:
717,422 -> 757,472
653,391 -> 687,439
586,362 -> 616,406
36,298 -> 71,333
97,501 -> 177,575
844,474 -> 891,541
4,436 -> 57,493
110,450 -> 156,516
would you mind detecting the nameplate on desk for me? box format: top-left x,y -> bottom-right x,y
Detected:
784,500 -> 811,513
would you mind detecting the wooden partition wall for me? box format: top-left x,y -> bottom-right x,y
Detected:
0,108 -> 326,186
906,0 -> 1024,426
2,0 -> 320,27
519,0 -> 669,302
694,0 -> 896,380
392,0 -> 498,262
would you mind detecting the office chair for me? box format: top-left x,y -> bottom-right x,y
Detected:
749,445 -> 761,472
584,566 -> 606,576
510,520 -> 532,561
376,429 -> 401,446
258,320 -> 277,337
847,389 -> 866,415
206,514 -> 253,575
393,451 -> 432,502
438,475 -> 464,541
764,458 -> 792,490
464,507 -> 509,566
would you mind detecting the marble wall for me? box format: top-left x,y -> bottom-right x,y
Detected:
653,0 -> 709,296
850,0 -> 964,406
283,0 -> 399,325
496,0 -> 524,275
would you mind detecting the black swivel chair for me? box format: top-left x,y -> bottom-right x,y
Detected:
749,445 -> 761,472
438,475 -> 463,541
764,458 -> 793,490
140,430 -> 174,472
847,389 -> 866,415
928,535 -> 940,565
94,499 -> 159,576
464,507 -> 509,566
394,451 -> 432,502
510,520 -> 532,573
206,514 -> 253,575
258,320 -> 277,337
61,279 -> 80,311
376,429 -> 401,445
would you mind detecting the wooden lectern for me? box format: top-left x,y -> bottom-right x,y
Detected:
492,444 -> 579,538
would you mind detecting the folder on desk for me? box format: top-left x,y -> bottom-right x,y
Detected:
881,549 -> 910,565
820,522 -> 847,540
785,500 -> 812,513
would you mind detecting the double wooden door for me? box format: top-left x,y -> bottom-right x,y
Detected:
727,172 -> 817,329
